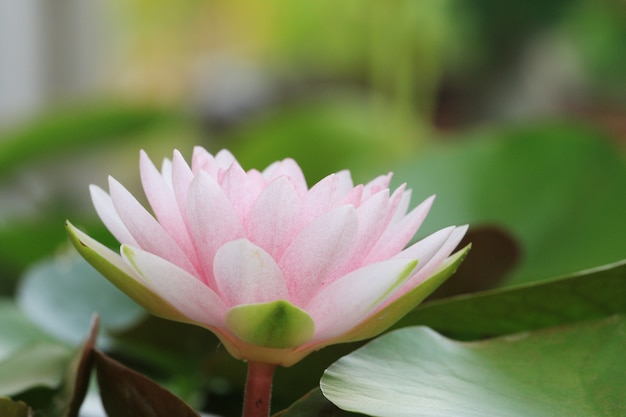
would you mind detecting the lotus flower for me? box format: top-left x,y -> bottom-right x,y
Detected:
67,148 -> 468,366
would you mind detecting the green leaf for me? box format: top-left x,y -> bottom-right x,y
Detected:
0,343 -> 72,397
16,253 -> 145,347
393,124 -> 626,286
321,316 -> 626,417
95,350 -> 200,417
396,259 -> 626,339
0,102 -> 176,178
0,398 -> 32,417
226,301 -> 315,349
0,299 -> 57,359
0,299 -> 73,397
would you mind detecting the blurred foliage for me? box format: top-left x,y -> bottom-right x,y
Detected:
0,0 -> 624,415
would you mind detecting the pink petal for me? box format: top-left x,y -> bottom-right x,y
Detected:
365,195 -> 435,263
220,162 -> 266,220
213,239 -> 289,307
279,205 -> 358,306
362,173 -> 392,200
108,176 -> 198,276
191,146 -> 215,174
90,184 -> 138,246
305,258 -> 417,341
171,150 -> 194,224
121,244 -> 227,327
341,189 -> 391,271
262,158 -> 308,196
303,172 -> 354,220
186,171 -> 245,288
140,151 -> 196,260
246,176 -> 303,259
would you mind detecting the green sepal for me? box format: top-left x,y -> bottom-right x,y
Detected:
225,300 -> 315,349
65,221 -> 190,324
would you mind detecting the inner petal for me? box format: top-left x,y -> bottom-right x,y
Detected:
213,239 -> 289,307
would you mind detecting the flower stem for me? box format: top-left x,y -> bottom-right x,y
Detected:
242,361 -> 276,417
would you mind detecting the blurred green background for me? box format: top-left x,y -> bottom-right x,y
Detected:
0,0 -> 624,415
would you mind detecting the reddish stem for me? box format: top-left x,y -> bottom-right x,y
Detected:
242,361 -> 276,417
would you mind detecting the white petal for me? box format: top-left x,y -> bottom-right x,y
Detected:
90,184 -> 138,246
122,244 -> 227,327
398,225 -> 468,289
140,151 -> 196,259
213,239 -> 288,307
306,258 -> 417,341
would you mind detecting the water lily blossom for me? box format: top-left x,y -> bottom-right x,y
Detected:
67,148 -> 469,367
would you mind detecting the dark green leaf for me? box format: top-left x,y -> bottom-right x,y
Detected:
393,124 -> 626,285
274,388 -> 364,417
322,316 -> 626,417
0,398 -> 32,417
396,259 -> 626,339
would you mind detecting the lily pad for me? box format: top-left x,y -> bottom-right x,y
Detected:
322,316 -> 626,417
16,252 -> 146,347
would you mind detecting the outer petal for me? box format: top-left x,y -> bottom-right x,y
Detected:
246,177 -> 303,259
108,176 -> 198,276
213,239 -> 289,307
305,258 -> 418,341
170,150 -> 194,218
65,221 -> 190,323
335,244 -> 471,344
279,205 -> 358,306
121,244 -> 227,328
395,225 -> 469,293
186,171 -> 245,287
90,185 -> 138,246
140,151 -> 195,259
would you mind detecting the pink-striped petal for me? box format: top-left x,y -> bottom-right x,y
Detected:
186,171 -> 245,288
246,176 -> 303,259
213,239 -> 289,307
306,258 -> 417,341
121,244 -> 226,328
279,205 -> 358,305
